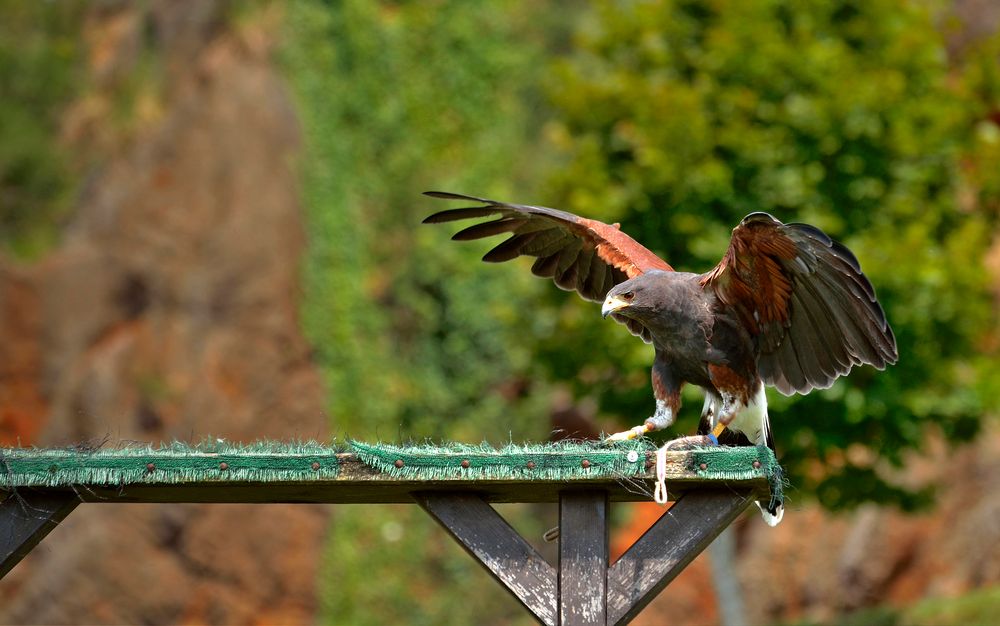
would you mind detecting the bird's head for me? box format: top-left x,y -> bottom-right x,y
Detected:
601,274 -> 658,320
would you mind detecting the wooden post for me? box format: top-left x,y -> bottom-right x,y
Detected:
558,490 -> 609,625
0,490 -> 79,578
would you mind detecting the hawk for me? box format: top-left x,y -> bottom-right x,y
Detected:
424,191 -> 898,524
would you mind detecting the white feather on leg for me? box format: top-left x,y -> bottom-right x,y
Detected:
724,383 -> 769,446
710,383 -> 784,526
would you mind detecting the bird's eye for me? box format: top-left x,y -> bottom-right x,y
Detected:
622,291 -> 634,301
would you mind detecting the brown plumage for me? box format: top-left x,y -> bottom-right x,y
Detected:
424,192 -> 898,525
423,191 -> 671,295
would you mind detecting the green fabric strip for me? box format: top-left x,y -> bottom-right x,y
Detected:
0,441 -> 340,487
689,445 -> 785,508
350,440 -> 652,480
0,440 -> 783,510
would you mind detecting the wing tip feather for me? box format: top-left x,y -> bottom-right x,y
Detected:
424,190 -> 484,201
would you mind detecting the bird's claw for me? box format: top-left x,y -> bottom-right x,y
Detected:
605,423 -> 650,442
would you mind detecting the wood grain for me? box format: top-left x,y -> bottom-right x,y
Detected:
416,492 -> 557,625
0,452 -> 770,504
607,490 -> 754,625
0,490 -> 79,578
558,491 -> 609,625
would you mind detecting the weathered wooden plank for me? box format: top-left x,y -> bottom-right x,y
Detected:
607,490 -> 754,625
558,491 -> 609,626
0,450 -> 769,505
0,478 -> 762,505
415,492 -> 557,626
0,450 -> 772,505
1,490 -> 79,579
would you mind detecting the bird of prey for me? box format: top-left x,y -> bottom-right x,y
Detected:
423,191 -> 898,525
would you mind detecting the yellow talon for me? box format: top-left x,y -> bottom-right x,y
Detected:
606,423 -> 652,442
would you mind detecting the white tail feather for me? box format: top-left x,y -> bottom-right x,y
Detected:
757,501 -> 784,526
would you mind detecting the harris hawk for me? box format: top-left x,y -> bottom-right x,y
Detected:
423,191 -> 898,524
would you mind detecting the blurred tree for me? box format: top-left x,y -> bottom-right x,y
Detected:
540,0 -> 1000,511
283,0 -> 1000,622
0,0 -> 85,259
282,2 -> 569,623
284,0 -> 571,443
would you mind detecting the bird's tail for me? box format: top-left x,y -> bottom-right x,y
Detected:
756,500 -> 784,526
756,427 -> 784,526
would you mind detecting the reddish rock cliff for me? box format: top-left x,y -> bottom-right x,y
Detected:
0,3 -> 329,623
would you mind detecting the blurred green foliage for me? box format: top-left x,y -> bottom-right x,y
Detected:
282,2 -> 563,623
539,0 -> 1000,511
0,0 -> 85,259
282,0 -> 1000,621
284,0 -> 561,443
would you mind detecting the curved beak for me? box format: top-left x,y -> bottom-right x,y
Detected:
601,294 -> 630,319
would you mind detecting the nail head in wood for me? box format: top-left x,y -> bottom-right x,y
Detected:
394,459 -> 405,469
311,462 -> 321,471
526,461 -> 536,470
461,459 -> 470,469
145,463 -> 155,473
752,460 -> 761,469
219,462 -> 229,471
581,459 -> 591,469
699,463 -> 708,470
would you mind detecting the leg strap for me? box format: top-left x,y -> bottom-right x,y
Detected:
653,444 -> 669,504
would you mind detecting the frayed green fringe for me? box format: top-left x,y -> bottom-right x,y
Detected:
1,439 -> 784,511
350,440 -> 652,480
689,445 -> 784,508
0,440 -> 341,488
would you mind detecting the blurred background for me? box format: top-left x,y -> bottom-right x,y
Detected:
2,0 -> 999,624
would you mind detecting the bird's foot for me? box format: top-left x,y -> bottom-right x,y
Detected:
605,423 -> 652,442
663,434 -> 717,451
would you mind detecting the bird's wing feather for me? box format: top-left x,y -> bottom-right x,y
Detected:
701,213 -> 897,395
423,191 -> 672,304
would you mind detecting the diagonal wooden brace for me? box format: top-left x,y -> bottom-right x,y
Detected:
607,490 -> 754,625
1,489 -> 79,579
415,492 -> 558,625
417,489 -> 753,625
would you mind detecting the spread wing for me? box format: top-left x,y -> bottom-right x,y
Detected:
701,212 -> 898,395
423,191 -> 672,342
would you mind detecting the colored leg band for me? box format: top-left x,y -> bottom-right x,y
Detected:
707,433 -> 719,446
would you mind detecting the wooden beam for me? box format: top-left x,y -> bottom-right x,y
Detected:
415,492 -> 557,626
606,490 -> 754,625
558,491 -> 609,626
0,448 -> 772,505
0,490 -> 79,579
0,478 -> 767,505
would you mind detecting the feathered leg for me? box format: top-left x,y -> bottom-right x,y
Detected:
606,355 -> 680,441
667,383 -> 785,525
